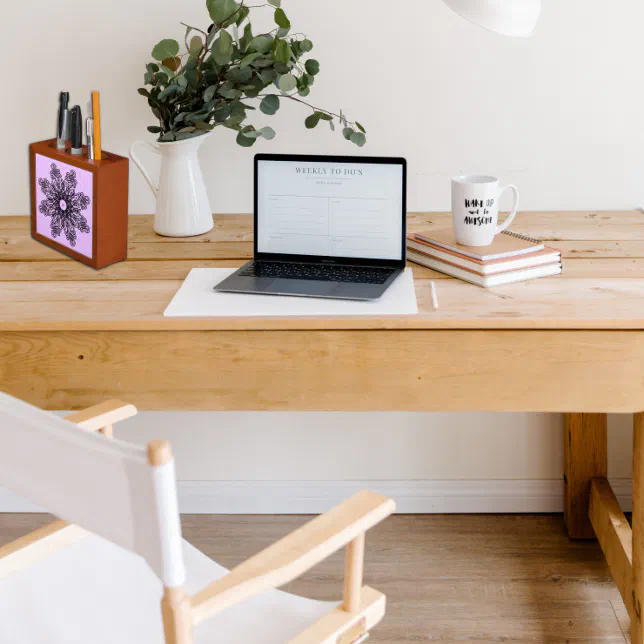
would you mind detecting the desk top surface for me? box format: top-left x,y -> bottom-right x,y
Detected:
2,211 -> 643,331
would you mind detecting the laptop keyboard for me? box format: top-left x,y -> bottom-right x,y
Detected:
239,261 -> 396,285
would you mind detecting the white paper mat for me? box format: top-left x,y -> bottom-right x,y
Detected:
164,268 -> 418,317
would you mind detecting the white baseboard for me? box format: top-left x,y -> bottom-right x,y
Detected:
0,479 -> 633,514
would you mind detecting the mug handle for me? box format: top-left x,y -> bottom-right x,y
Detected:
129,140 -> 161,198
495,184 -> 520,235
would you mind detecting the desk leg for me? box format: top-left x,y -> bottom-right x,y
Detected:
563,413 -> 607,539
633,413 -> 644,643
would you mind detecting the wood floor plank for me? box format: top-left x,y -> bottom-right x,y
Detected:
0,513 -> 628,642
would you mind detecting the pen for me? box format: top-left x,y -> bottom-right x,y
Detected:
92,91 -> 102,161
56,92 -> 70,149
430,280 -> 439,310
70,105 -> 82,155
86,117 -> 95,160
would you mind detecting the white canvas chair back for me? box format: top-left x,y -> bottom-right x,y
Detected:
0,392 -> 185,588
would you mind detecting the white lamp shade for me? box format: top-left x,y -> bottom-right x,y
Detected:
443,0 -> 541,37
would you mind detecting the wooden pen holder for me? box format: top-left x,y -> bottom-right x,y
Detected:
30,139 -> 128,269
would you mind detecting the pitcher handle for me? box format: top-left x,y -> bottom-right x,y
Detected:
129,140 -> 161,198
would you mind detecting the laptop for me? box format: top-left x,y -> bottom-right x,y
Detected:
215,154 -> 407,300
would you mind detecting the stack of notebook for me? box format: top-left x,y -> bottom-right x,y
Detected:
407,228 -> 562,287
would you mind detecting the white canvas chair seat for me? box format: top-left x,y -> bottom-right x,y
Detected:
0,393 -> 394,643
0,534 -> 337,643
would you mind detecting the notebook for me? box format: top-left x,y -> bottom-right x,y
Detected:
407,236 -> 561,275
414,228 -> 544,261
407,250 -> 562,287
164,268 -> 418,317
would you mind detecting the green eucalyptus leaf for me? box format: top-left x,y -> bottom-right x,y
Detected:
212,29 -> 233,65
203,85 -> 218,102
252,35 -> 273,53
241,23 -> 253,51
278,73 -> 297,92
240,52 -> 261,68
329,120 -> 335,131
147,125 -> 163,133
158,67 -> 173,80
305,59 -> 320,76
194,120 -> 215,131
259,68 -> 277,84
219,84 -> 242,99
276,27 -> 290,38
207,0 -> 239,24
316,111 -> 332,121
355,121 -> 366,134
305,113 -> 320,129
260,94 -> 280,115
189,35 -> 203,57
268,0 -> 281,6
158,84 -> 184,101
350,131 -> 366,147
260,126 -> 276,140
176,130 -> 203,140
226,65 -> 252,83
298,86 -> 310,97
159,132 -> 175,142
272,39 -> 292,65
274,8 -> 290,29
146,63 -> 160,74
239,129 -> 263,139
138,88 -> 151,97
342,127 -> 353,141
151,39 -> 179,61
300,39 -> 313,53
236,131 -> 256,147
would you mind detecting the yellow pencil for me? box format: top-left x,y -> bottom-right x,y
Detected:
92,91 -> 102,161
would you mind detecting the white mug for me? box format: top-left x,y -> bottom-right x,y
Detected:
451,175 -> 520,246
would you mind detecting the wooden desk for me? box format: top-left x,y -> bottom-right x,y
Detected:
1,210 -> 644,640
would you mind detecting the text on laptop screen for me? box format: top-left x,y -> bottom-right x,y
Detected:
256,160 -> 404,260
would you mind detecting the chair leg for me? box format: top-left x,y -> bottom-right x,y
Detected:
161,586 -> 193,644
633,413 -> 644,643
343,533 -> 365,613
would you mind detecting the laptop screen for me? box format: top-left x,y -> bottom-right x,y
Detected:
255,157 -> 405,262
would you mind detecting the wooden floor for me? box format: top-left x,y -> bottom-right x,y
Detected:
0,513 -> 631,642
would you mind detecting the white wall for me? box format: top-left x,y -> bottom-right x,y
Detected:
2,0 -> 641,511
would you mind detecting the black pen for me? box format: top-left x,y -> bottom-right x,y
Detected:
56,92 -> 70,149
70,105 -> 82,155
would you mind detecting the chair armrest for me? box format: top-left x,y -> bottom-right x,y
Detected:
190,490 -> 395,625
64,400 -> 137,432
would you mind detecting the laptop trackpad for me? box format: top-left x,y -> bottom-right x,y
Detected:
268,279 -> 336,297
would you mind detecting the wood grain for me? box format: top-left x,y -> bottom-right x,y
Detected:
564,414 -> 608,538
590,478 -> 633,616
633,413 -> 644,644
5,276 -> 644,330
2,330 -> 644,413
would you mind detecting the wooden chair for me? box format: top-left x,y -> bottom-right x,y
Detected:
0,393 -> 395,643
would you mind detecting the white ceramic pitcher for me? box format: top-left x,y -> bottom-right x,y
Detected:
130,132 -> 214,237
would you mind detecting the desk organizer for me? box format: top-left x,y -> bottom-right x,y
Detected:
30,139 -> 128,269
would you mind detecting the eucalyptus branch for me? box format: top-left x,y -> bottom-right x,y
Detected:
141,0 -> 366,146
